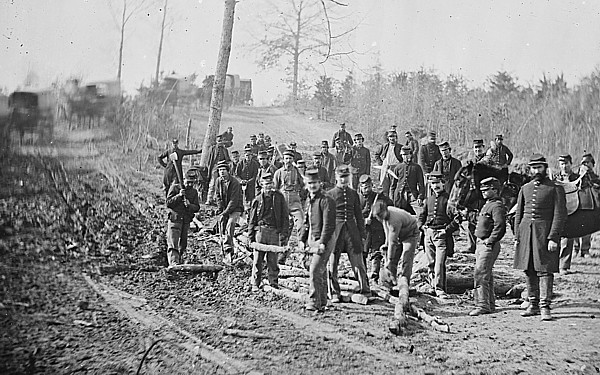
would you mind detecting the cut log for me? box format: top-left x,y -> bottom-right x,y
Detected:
409,304 -> 450,333
223,329 -> 270,340
263,285 -> 307,302
248,242 -> 319,254
394,277 -> 410,328
166,264 -> 224,274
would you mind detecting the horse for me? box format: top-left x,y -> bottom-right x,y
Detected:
448,162 -> 528,232
554,174 -> 600,239
451,162 -> 600,238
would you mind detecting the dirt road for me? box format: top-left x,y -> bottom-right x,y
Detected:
1,107 -> 599,374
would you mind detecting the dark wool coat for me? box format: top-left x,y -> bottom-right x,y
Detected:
513,178 -> 567,272
247,190 -> 290,239
299,190 -> 336,246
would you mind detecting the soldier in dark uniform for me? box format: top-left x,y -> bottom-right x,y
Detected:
256,150 -> 277,196
390,146 -> 425,215
158,139 -> 202,197
334,137 -> 352,166
350,133 -> 371,189
320,140 -> 337,185
299,168 -> 336,312
249,135 -> 261,156
206,135 -> 231,204
216,160 -> 244,262
220,126 -> 234,148
264,135 -> 272,149
331,122 -> 353,149
311,152 -> 333,190
433,141 -> 462,194
288,141 -> 303,163
230,150 -> 241,172
464,139 -> 488,253
514,154 -> 567,321
247,172 -> 289,291
418,131 -> 442,176
469,177 -> 506,316
359,174 -> 394,282
554,154 -> 579,274
328,165 -> 370,302
235,146 -> 260,206
404,131 -> 420,165
418,171 -> 460,298
165,169 -> 201,266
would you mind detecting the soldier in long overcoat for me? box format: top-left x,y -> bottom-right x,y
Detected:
513,154 -> 567,321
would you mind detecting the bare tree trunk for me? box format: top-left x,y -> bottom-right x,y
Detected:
186,118 -> 192,148
199,0 -> 236,167
118,0 -> 127,83
292,5 -> 302,102
155,0 -> 168,86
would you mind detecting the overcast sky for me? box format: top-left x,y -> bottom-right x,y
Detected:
1,0 -> 599,105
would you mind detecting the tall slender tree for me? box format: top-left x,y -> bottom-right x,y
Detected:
199,0 -> 237,167
154,0 -> 169,86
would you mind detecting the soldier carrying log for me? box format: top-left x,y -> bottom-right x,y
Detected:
298,168 -> 336,313
247,172 -> 289,292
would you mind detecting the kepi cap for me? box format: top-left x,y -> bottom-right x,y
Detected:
558,154 -> 572,163
428,171 -> 444,181
495,134 -> 504,140
428,131 -> 437,137
283,150 -> 295,158
217,160 -> 230,170
528,153 -> 548,167
260,172 -> 273,182
359,174 -> 372,184
354,133 -> 363,139
305,168 -> 321,182
480,177 -> 500,191
184,169 -> 198,181
473,139 -> 484,146
401,145 -> 412,153
321,140 -> 329,147
438,141 -> 451,150
335,165 -> 351,177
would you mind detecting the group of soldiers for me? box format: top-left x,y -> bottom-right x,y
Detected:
157,122 -> 598,321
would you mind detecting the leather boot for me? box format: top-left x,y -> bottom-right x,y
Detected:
521,273 -> 540,317
370,257 -> 381,282
167,249 -> 180,266
469,287 -> 490,316
540,274 -> 554,321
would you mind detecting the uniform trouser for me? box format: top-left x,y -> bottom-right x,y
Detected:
279,191 -> 304,262
382,229 -> 419,286
167,220 -> 189,264
573,234 -> 591,256
560,237 -> 575,270
163,168 -> 178,197
380,174 -> 392,197
328,224 -> 370,297
251,227 -> 280,287
465,212 -> 477,253
219,212 -> 241,253
307,236 -> 335,309
524,251 -> 554,309
206,168 -> 218,201
474,242 -> 500,311
363,227 -> 386,278
424,228 -> 449,293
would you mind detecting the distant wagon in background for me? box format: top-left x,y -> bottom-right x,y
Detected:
150,73 -> 200,112
59,79 -> 121,129
201,74 -> 253,108
7,89 -> 56,144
